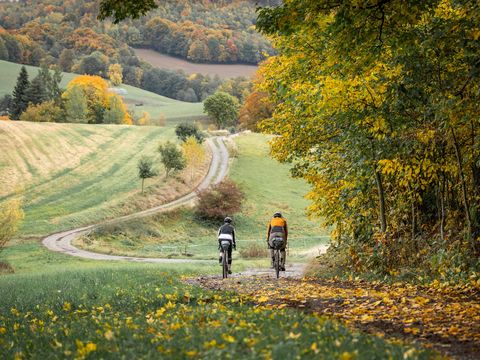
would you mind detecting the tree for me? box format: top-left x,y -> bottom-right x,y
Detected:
0,199 -> 24,256
158,141 -> 186,177
59,48 -> 75,71
108,63 -> 123,86
98,0 -> 158,24
196,179 -> 245,221
256,0 -> 480,274
10,66 -> 30,120
239,91 -> 272,131
0,95 -> 12,116
175,122 -> 204,143
182,136 -> 206,181
20,101 -> 64,123
63,75 -> 131,125
137,156 -> 156,193
104,95 -> 127,124
75,52 -> 108,76
25,75 -> 48,105
203,91 -> 239,129
64,85 -> 88,123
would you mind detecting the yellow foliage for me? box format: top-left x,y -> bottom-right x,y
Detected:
0,198 -> 24,250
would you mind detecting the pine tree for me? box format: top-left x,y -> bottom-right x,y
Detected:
25,75 -> 48,105
10,66 -> 30,120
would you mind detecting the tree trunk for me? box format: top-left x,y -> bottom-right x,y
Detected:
374,169 -> 387,233
450,127 -> 473,244
440,175 -> 446,242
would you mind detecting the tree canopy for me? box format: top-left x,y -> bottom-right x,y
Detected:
256,0 -> 480,275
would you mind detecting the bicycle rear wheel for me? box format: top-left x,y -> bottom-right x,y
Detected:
222,251 -> 228,279
274,249 -> 280,279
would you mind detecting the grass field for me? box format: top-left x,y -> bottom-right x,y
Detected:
0,244 -> 433,359
0,121 -> 211,236
76,133 -> 328,260
134,48 -> 258,79
0,60 -> 205,123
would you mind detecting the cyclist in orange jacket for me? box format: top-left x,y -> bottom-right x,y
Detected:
267,212 -> 288,271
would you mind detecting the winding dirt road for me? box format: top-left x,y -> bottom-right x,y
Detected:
42,137 -> 229,263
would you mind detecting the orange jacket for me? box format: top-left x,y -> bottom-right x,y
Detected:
267,217 -> 288,240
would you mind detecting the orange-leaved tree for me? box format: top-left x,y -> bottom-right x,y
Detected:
63,75 -> 131,124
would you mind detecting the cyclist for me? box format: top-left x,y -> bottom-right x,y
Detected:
267,212 -> 288,271
218,217 -> 236,274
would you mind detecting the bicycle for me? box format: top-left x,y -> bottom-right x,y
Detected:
271,236 -> 285,279
220,240 -> 231,279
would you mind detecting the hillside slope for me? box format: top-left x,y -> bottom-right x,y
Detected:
0,60 -> 205,123
0,121 -> 210,235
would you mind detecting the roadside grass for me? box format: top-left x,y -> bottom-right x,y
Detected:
0,261 -> 434,359
75,133 -> 329,261
0,60 -> 205,122
0,122 -> 210,236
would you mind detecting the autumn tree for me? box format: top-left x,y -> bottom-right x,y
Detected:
158,141 -> 186,177
63,75 -> 131,125
256,0 -> 480,275
108,63 -> 123,86
137,156 -> 156,193
239,91 -> 272,131
182,136 -> 206,181
10,66 -> 30,120
196,179 -> 245,221
203,91 -> 239,129
0,199 -> 24,255
19,101 -> 63,123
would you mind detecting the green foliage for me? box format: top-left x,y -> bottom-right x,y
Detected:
103,95 -> 126,124
158,141 -> 186,177
98,0 -> 158,23
19,101 -> 64,123
0,95 -> 12,116
24,75 -> 48,106
203,91 -> 239,129
10,66 -> 29,120
64,85 -> 87,123
257,0 -> 480,277
137,156 -> 157,193
175,122 -> 204,143
0,199 -> 23,255
196,179 -> 245,221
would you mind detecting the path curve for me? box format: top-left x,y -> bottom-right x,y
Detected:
42,137 -> 230,263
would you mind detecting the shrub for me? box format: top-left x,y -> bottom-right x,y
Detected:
175,122 -> 205,143
240,243 -> 268,258
196,179 -> 244,221
0,199 -> 24,255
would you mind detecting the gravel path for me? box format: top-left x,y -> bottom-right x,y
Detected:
42,137 -> 230,263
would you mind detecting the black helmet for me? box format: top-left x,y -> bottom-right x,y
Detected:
273,212 -> 282,218
224,217 -> 232,223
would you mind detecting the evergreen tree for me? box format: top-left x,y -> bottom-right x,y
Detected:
25,75 -> 48,105
10,66 -> 30,120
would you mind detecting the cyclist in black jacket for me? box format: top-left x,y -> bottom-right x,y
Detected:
218,217 -> 236,274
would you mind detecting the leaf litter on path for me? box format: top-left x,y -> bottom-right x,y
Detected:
192,272 -> 480,359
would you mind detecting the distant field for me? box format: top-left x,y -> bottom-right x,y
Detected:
134,48 -> 258,79
76,133 -> 328,260
0,60 -> 206,123
0,121 -> 211,236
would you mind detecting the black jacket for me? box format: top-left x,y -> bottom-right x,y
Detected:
218,223 -> 236,245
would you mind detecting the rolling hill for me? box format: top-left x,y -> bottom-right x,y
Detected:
0,121 -> 211,236
0,60 -> 205,124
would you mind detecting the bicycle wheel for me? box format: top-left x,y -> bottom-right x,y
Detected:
222,250 -> 228,279
275,249 -> 280,279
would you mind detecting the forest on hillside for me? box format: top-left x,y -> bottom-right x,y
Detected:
0,0 -> 277,102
